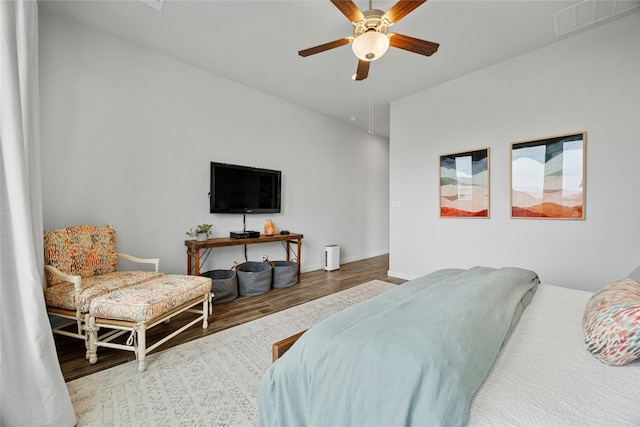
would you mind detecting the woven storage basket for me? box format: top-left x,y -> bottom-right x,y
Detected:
237,261 -> 272,297
271,261 -> 299,289
201,269 -> 238,304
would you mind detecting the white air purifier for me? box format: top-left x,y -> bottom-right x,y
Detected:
325,245 -> 340,271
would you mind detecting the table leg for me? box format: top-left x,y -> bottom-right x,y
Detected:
296,239 -> 302,281
187,249 -> 201,276
194,249 -> 200,276
285,239 -> 301,281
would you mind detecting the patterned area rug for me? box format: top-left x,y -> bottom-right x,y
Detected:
67,280 -> 396,426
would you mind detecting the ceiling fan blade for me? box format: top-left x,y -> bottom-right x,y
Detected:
355,60 -> 370,81
298,38 -> 351,57
330,0 -> 364,23
389,33 -> 439,56
385,0 -> 427,24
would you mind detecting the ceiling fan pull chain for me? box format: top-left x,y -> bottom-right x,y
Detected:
368,76 -> 373,134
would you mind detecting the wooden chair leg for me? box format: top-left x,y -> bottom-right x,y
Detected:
76,310 -> 92,360
87,317 -> 98,365
202,294 -> 209,329
137,322 -> 147,373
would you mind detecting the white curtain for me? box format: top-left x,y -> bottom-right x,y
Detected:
0,1 -> 76,425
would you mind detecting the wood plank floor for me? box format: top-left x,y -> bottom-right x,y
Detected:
55,254 -> 405,382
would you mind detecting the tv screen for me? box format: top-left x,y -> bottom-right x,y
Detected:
210,162 -> 281,214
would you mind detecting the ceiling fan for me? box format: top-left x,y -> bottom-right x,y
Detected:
299,0 -> 439,81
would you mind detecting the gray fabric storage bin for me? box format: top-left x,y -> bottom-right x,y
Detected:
201,269 -> 238,304
237,261 -> 272,296
271,261 -> 299,288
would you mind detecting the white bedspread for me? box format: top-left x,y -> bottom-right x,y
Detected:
469,284 -> 640,426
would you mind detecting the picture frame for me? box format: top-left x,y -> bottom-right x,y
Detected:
439,148 -> 490,218
511,132 -> 585,219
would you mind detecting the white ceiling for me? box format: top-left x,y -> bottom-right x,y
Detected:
38,0 -> 637,137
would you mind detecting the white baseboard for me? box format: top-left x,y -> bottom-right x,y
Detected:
386,270 -> 418,281
300,251 -> 389,274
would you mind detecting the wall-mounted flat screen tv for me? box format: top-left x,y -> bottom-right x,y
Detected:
210,162 -> 281,214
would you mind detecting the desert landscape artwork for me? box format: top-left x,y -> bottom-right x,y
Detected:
440,148 -> 489,217
511,132 -> 585,219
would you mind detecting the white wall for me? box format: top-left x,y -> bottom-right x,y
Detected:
389,12 -> 640,291
39,11 -> 390,275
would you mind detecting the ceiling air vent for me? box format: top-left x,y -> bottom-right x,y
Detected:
554,0 -> 640,37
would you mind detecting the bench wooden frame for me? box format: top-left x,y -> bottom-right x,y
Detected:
88,293 -> 210,372
272,330 -> 307,362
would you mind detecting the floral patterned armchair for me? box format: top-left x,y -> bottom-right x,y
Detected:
43,224 -> 163,355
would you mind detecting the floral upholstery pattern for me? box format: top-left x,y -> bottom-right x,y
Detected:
43,224 -> 163,314
44,271 -> 164,312
90,275 -> 212,323
44,225 -> 119,287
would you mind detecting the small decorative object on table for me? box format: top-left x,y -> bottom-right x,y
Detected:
264,219 -> 275,236
186,224 -> 213,242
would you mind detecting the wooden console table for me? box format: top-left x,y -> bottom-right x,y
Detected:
185,233 -> 303,278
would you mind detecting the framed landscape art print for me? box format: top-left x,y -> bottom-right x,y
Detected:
439,148 -> 489,218
511,132 -> 585,219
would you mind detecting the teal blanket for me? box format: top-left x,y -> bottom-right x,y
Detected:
258,266 -> 539,427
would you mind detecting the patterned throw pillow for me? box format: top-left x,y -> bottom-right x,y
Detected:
583,278 -> 640,366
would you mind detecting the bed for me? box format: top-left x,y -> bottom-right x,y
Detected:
469,283 -> 640,426
257,266 -> 640,426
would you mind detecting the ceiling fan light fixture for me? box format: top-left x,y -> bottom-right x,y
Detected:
351,30 -> 389,61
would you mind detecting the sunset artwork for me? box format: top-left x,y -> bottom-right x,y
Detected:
511,132 -> 585,219
440,149 -> 489,218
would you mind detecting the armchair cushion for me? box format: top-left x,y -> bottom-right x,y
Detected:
44,225 -> 118,287
44,270 -> 164,312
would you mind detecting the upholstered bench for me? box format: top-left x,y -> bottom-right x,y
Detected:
87,275 -> 212,372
